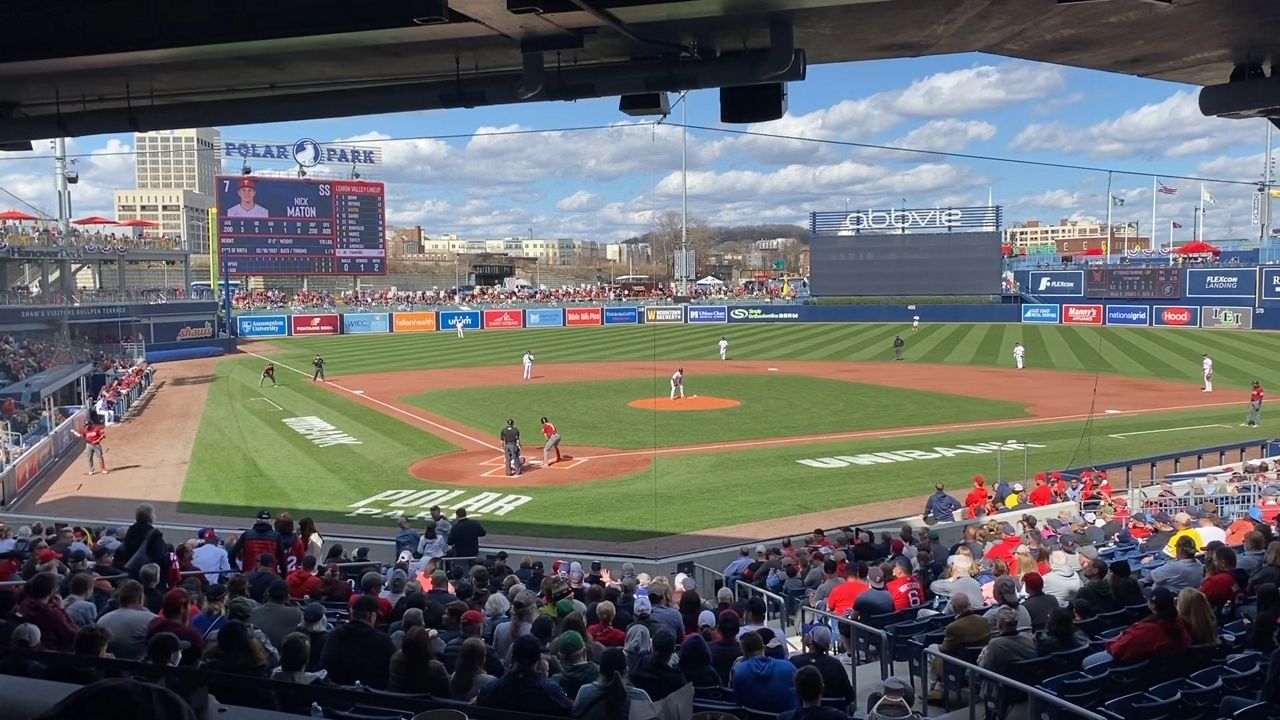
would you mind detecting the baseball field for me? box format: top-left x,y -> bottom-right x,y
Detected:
162,321 -> 1273,545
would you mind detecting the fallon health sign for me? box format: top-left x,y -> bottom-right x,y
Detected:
1061,304 -> 1103,325
342,313 -> 390,334
1186,268 -> 1257,299
686,305 -> 728,324
1021,304 -> 1060,324
392,311 -> 437,333
237,315 -> 288,338
1105,305 -> 1150,326
524,308 -> 565,328
1028,271 -> 1083,297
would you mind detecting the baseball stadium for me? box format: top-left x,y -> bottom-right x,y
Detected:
5,3 -> 1280,720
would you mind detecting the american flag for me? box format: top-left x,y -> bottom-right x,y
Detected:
1172,221 -> 1184,228
1158,181 -> 1178,195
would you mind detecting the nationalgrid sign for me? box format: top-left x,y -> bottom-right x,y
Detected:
1104,305 -> 1150,326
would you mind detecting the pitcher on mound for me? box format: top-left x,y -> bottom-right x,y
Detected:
670,367 -> 685,400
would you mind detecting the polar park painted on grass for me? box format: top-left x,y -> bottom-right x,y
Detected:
18,312 -> 1274,553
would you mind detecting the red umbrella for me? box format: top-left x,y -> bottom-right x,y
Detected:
72,216 -> 117,225
0,209 -> 39,221
117,218 -> 159,227
1174,240 -> 1221,254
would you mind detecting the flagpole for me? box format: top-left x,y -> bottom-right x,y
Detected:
1197,183 -> 1205,240
1105,172 -> 1113,255
1150,176 -> 1158,251
1169,219 -> 1175,266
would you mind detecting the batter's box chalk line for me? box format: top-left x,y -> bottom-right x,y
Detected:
476,457 -> 587,476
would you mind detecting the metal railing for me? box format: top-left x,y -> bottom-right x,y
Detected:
920,645 -> 1108,720
692,563 -> 724,597
734,581 -> 790,639
797,605 -> 891,682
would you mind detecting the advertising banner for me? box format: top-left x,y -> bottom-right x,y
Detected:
1152,305 -> 1200,328
342,313 -> 390,334
1262,268 -> 1280,302
727,306 -> 803,323
1186,268 -> 1258,299
291,313 -> 341,336
644,306 -> 685,324
10,408 -> 85,497
566,307 -> 603,326
438,310 -> 481,332
1028,271 -> 1084,297
150,319 -> 216,343
1202,306 -> 1254,330
482,309 -> 524,330
525,308 -> 565,328
237,315 -> 289,338
1104,305 -> 1150,326
392,311 -> 437,333
1061,304 -> 1103,325
686,305 -> 728,324
603,307 -> 640,325
1020,304 -> 1060,324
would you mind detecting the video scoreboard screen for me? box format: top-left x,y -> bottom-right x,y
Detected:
1084,267 -> 1181,299
216,176 -> 386,275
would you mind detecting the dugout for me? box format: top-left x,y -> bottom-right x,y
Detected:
0,363 -> 93,412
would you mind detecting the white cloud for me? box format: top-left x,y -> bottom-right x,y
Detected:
555,190 -> 599,212
890,64 -> 1065,117
1013,188 -> 1089,210
1011,90 -> 1264,159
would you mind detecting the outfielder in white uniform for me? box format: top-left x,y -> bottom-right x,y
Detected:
670,367 -> 685,400
522,350 -> 535,380
454,317 -> 465,338
912,315 -> 920,332
718,337 -> 729,361
1202,354 -> 1213,392
1013,343 -> 1025,370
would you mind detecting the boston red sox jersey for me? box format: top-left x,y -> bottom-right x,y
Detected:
671,370 -> 683,386
887,575 -> 923,611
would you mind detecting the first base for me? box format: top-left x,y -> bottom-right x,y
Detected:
768,368 -> 779,372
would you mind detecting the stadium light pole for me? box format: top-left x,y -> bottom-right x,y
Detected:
680,90 -> 688,295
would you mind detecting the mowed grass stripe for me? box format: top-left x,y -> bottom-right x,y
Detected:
1085,327 -> 1179,380
1108,328 -> 1202,382
1136,328 -> 1261,388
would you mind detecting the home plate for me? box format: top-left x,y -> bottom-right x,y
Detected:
1104,409 -> 1122,414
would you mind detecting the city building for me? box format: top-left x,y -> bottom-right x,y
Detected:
113,128 -> 222,253
606,241 -> 652,266
1004,217 -> 1151,256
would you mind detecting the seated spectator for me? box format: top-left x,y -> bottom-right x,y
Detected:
1248,583 -> 1280,653
96,579 -> 156,660
244,554 -> 280,603
296,602 -> 329,671
1200,546 -> 1242,608
0,624 -> 47,678
788,625 -> 854,707
1041,550 -> 1082,606
1217,645 -> 1280,717
192,529 -> 230,585
1036,607 -> 1089,656
1148,536 -> 1204,594
389,626 -> 450,696
1238,532 -> 1268,574
1177,588 -> 1220,647
200,620 -> 269,681
573,646 -> 654,720
16,571 -> 77,651
146,588 -> 205,665
978,606 -> 1037,688
138,563 -> 164,613
553,628 -> 599,700
927,592 -> 989,703
192,584 -> 228,638
146,631 -> 187,667
477,635 -> 572,716
62,572 -> 99,627
320,595 -> 395,688
285,555 -> 323,600
450,637 -> 497,702
1084,587 -> 1190,667
271,632 -> 325,685
630,627 -> 688,702
1108,561 -> 1145,607
983,577 -> 1032,633
930,555 -> 981,608
678,634 -> 721,690
250,579 -> 302,651
779,665 -> 847,720
588,600 -> 626,647
709,610 -> 742,685
1075,559 -> 1118,614
852,566 -> 895,618
1021,573 -> 1058,630
732,631 -> 798,714
1248,541 -> 1280,591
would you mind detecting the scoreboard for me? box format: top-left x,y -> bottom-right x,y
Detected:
1084,267 -> 1181,299
216,176 -> 386,275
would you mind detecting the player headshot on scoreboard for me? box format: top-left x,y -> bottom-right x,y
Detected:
227,177 -> 270,218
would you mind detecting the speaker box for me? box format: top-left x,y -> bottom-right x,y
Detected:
720,83 -> 787,124
619,92 -> 671,117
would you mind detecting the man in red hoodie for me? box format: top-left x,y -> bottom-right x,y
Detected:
14,571 -> 77,651
1029,477 -> 1054,507
964,476 -> 989,517
1084,586 -> 1189,668
286,554 -> 324,600
984,523 -> 1023,565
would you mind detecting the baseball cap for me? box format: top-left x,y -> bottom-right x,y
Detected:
1083,512 -> 1097,523
431,570 -> 448,588
1174,511 -> 1193,525
634,595 -> 653,616
555,598 -> 575,617
558,630 -> 585,655
805,625 -> 833,650
620,562 -> 635,578
162,589 -> 189,615
1000,522 -> 1017,536
36,548 -> 63,563
1154,511 -> 1173,525
198,527 -> 218,541
993,577 -> 1018,604
461,609 -> 485,626
352,595 -> 381,615
205,584 -> 227,602
890,539 -> 905,554
397,550 -> 413,564
67,549 -> 88,564
867,567 -> 886,588
512,635 -> 542,665
754,544 -> 766,557
1022,572 -> 1044,593
227,597 -> 253,620
1150,586 -> 1176,611
91,545 -> 113,560
147,632 -> 190,659
302,602 -> 326,624
239,177 -> 256,189
698,609 -> 716,628
256,509 -> 272,521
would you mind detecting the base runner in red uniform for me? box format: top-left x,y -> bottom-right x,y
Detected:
73,420 -> 108,475
1243,380 -> 1264,427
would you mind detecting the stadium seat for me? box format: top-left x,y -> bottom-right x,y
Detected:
1097,609 -> 1131,631
1049,645 -> 1090,673
693,685 -> 728,702
984,656 -> 1053,718
886,618 -> 936,665
1220,665 -> 1264,697
1101,691 -> 1181,720
1230,703 -> 1271,720
1076,617 -> 1104,637
329,707 -> 412,720
1102,660 -> 1150,699
1124,603 -> 1151,621
1148,677 -> 1222,720
692,713 -> 740,720
1038,672 -> 1105,720
411,711 -> 467,720
937,645 -> 983,710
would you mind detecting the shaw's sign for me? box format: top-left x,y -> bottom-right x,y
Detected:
797,441 -> 1045,469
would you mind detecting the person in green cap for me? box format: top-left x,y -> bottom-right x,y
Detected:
224,596 -> 280,667
552,629 -> 598,700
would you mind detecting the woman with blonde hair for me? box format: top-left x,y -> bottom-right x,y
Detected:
1013,545 -> 1038,579
1176,588 -> 1220,646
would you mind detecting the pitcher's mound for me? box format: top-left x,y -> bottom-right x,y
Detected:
628,396 -> 741,411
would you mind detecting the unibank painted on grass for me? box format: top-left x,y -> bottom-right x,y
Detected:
347,488 -> 532,519
798,440 -> 1045,468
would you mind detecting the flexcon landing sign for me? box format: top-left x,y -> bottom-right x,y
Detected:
1186,268 -> 1257,299
1061,305 -> 1103,325
1152,306 -> 1200,327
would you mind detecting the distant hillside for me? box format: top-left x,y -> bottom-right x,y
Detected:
622,223 -> 809,246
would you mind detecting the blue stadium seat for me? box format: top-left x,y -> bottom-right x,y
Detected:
1050,645 -> 1091,673
1101,691 -> 1181,720
1103,660 -> 1150,699
1149,677 -> 1223,720
1231,702 -> 1271,720
1038,671 -> 1105,720
1097,609 -> 1131,631
886,618 -> 937,665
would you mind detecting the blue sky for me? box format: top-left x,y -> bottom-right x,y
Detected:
0,52 -> 1271,242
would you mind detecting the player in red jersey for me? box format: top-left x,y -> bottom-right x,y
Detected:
541,416 -> 562,467
72,419 -> 108,475
1243,380 -> 1264,427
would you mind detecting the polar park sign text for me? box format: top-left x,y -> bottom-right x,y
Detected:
798,440 -> 1044,469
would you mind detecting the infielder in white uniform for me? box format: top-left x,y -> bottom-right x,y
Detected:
454,317 -> 465,338
1013,343 -> 1025,370
522,350 -> 535,380
1202,354 -> 1213,392
912,315 -> 920,332
718,336 -> 729,360
670,367 -> 685,400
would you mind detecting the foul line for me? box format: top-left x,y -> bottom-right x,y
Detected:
248,397 -> 283,411
241,350 -> 501,451
577,398 -> 1247,460
1108,424 -> 1231,439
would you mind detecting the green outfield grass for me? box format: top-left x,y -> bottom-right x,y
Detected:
405,375 -> 1028,449
176,323 -> 1278,541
